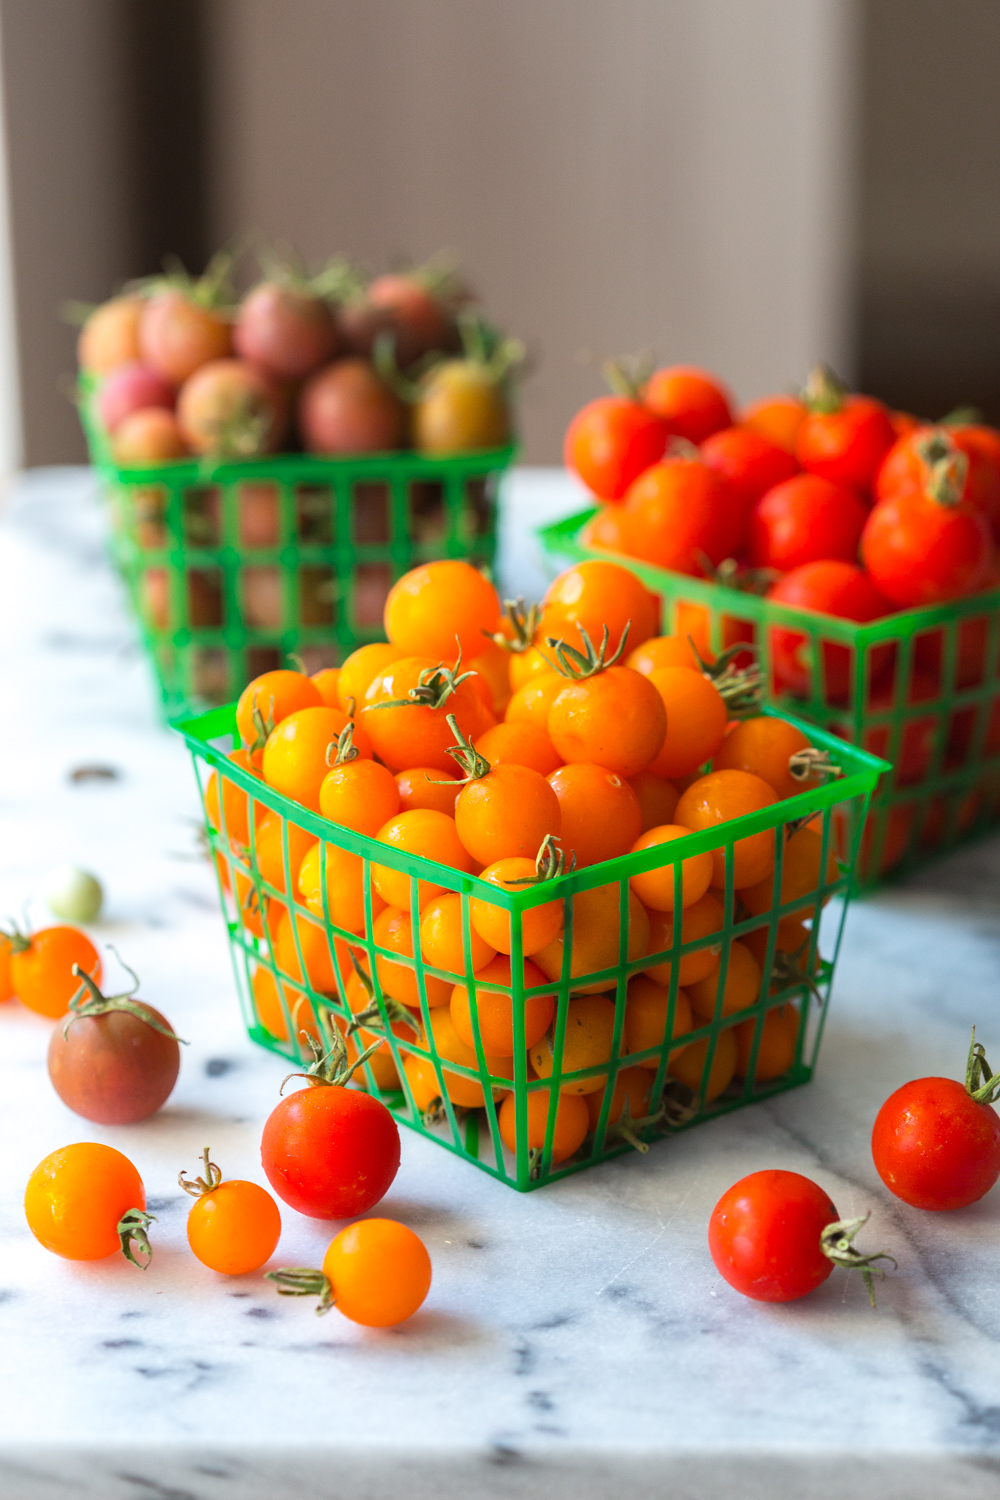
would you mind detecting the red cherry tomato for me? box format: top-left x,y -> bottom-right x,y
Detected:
709,1169 -> 892,1304
766,561 -> 892,701
861,484 -> 992,608
643,365 -> 733,444
749,475 -> 868,573
700,424 -> 799,538
620,455 -> 742,573
871,1031 -> 1000,1211
876,423 -> 1000,543
564,395 -> 667,501
796,370 -> 895,491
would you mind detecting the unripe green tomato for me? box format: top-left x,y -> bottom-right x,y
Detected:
414,361 -> 511,455
46,866 -> 103,923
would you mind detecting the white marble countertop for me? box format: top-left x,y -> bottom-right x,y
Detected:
2,467 -> 1000,1500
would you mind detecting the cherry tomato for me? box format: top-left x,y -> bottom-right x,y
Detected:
468,856 -> 565,957
182,1149 -> 281,1275
749,474 -> 868,572
371,906 -> 453,1009
628,769 -> 680,832
7,925 -> 102,1020
309,667 -> 341,707
688,940 -> 761,1019
675,770 -> 777,890
528,992 -> 616,1094
419,891 -> 496,975
337,643 -> 404,711
626,633 -> 706,676
871,1032 -> 1000,1210
450,954 -> 555,1054
25,1142 -> 151,1264
628,824 -> 713,912
700,424 -> 799,538
712,716 -> 813,800
796,371 -> 895,490
668,1028 -> 737,1101
252,963 -> 320,1046
709,1170 -> 842,1302
645,667 -> 728,779
642,365 -> 733,444
734,1004 -> 799,1081
564,395 -> 667,500
262,706 -> 372,810
372,809 -> 472,910
205,747 -> 260,847
454,760 -> 561,867
395,764 -> 460,816
620,456 -> 742,573
384,560 -> 500,661
253,813 -> 315,896
297,842 -> 384,936
363,656 -> 484,773
532,884 -> 649,994
260,1071 -> 400,1219
642,890 -> 725,987
740,393 -> 806,455
547,762 -> 642,867
271,1218 -> 431,1325
861,485 -> 992,609
319,754 -> 400,836
422,1005 -> 512,1105
766,561 -> 893,702
474,720 -> 561,777
623,974 -> 693,1065
548,665 -> 667,779
876,423 -> 1000,542
542,559 -> 659,658
504,671 -> 566,731
499,1089 -> 589,1163
236,670 -> 323,760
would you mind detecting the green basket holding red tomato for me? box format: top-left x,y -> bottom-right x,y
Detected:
176,700 -> 883,1192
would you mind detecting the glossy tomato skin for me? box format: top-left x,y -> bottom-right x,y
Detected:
621,456 -> 742,573
708,1169 -> 838,1302
260,1084 -> 400,1219
749,474 -> 868,572
643,365 -> 733,444
871,1077 -> 1000,1211
861,491 -> 992,608
700,425 -> 799,537
797,396 -> 895,491
47,1003 -> 181,1124
876,424 -> 1000,542
766,561 -> 893,701
564,396 -> 667,501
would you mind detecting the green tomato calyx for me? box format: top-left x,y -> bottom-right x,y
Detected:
66,950 -> 187,1044
266,1266 -> 335,1315
819,1212 -> 896,1309
178,1147 -> 223,1199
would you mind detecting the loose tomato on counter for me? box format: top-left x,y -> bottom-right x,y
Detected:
181,1148 -> 281,1275
25,1142 -> 154,1266
2,923 -> 102,1020
268,1218 -> 431,1325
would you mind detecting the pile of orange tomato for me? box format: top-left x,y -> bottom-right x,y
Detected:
210,555 -> 839,1165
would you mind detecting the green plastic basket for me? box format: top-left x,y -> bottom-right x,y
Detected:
177,702 -> 884,1191
540,508 -> 1000,888
79,377 -> 512,717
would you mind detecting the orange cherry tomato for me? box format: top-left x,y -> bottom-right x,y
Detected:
395,765 -> 460,816
741,918 -> 816,973
372,809 -> 472,910
740,825 -> 839,929
319,755 -> 400,836
236,670 -> 323,761
253,813 -> 316,895
508,642 -> 558,694
586,1066 -> 655,1131
384,560 -> 500,661
628,769 -> 679,832
310,667 -> 342,708
371,906 -> 452,1009
623,975 -> 693,1066
274,908 -> 352,998
469,858 -> 565,957
450,955 -> 555,1054
363,656 -> 484,773
626,633 -> 706,676
25,1142 -> 147,1261
183,1152 -> 281,1276
252,964 -> 321,1046
741,393 -> 806,455
528,992 -> 616,1094
542,560 -> 658,657
466,639 -> 513,716
404,1051 -> 445,1113
262,706 -> 372,811
424,1006 -> 512,1105
337,643 -> 404,712
504,670 -> 565,730
318,1217 -> 431,1326
628,824 -> 713,911
297,841 -> 384,934
642,365 -> 733,444
499,1089 -> 589,1163
643,890 -> 726,987
9,926 -> 102,1020
645,667 -> 728,779
420,891 -> 497,975
533,885 -> 649,994
547,666 -> 667,778
205,748 -> 260,847
712,716 -> 815,801
455,763 -> 561,867
474,720 -> 561,777
734,1004 -> 800,1082
675,770 -> 777,890
669,1028 -> 738,1102
688,940 -> 762,1020
547,762 -> 642,868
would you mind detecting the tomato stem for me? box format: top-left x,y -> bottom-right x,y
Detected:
914,429 -> 969,507
66,956 -> 187,1044
965,1027 -> 1000,1105
504,832 -> 577,885
326,719 -> 360,768
801,365 -> 847,416
178,1147 -> 223,1199
345,954 -> 421,1040
819,1212 -> 896,1308
696,554 -> 778,596
788,747 -> 843,785
602,351 -> 655,402
266,1267 -> 335,1315
0,920 -> 31,956
247,694 -> 277,757
545,621 -> 630,680
485,597 -> 543,655
362,647 -> 474,713
443,713 -> 491,783
279,1012 -> 382,1093
117,1208 -> 156,1269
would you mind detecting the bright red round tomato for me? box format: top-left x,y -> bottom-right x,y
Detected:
876,423 -> 1000,542
872,1074 -> 1000,1211
564,396 -> 667,501
796,372 -> 895,490
708,1170 -> 839,1302
260,1083 -> 400,1219
699,424 -> 799,538
642,365 -> 733,444
861,488 -> 992,608
766,560 -> 892,701
621,455 -> 742,573
749,474 -> 868,572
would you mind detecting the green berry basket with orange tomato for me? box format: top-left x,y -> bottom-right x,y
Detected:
545,361 -> 1000,889
174,549 -> 886,1190
74,253 -> 520,719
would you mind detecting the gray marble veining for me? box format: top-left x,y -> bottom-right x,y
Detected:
1,468 -> 1000,1500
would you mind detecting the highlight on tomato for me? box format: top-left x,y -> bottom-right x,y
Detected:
268,1218 -> 431,1325
1,921 -> 102,1020
25,1142 -> 155,1267
181,1147 -> 282,1275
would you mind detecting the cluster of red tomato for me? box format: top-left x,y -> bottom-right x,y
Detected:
565,361 -> 1000,697
209,555 -> 848,1164
3,923 -> 429,1324
79,250 -> 519,466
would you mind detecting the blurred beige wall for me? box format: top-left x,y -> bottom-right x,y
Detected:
206,0 -> 860,463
